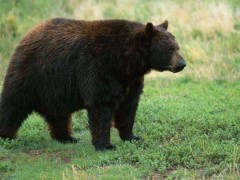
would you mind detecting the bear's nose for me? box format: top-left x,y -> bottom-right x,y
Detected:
179,59 -> 186,68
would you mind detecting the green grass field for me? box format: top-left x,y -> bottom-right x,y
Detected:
0,0 -> 240,179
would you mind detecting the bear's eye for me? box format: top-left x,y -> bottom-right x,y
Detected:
168,47 -> 175,53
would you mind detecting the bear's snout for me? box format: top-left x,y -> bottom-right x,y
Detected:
178,59 -> 186,69
172,59 -> 186,73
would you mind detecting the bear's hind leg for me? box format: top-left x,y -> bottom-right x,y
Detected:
40,112 -> 77,143
0,100 -> 32,140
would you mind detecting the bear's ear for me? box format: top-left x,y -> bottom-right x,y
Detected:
145,22 -> 154,40
158,20 -> 168,30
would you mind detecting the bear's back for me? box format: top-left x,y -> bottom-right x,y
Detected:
14,18 -> 143,64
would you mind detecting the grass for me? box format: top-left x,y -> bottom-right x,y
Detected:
0,0 -> 240,179
1,78 -> 240,179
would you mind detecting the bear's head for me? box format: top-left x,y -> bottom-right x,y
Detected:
145,20 -> 186,73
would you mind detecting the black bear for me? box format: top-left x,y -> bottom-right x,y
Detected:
0,18 -> 186,150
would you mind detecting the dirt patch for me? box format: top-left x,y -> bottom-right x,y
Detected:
56,156 -> 71,163
25,150 -> 43,157
0,156 -> 10,161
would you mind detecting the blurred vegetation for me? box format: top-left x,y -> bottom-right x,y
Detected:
0,0 -> 240,179
1,0 -> 240,83
0,0 -> 71,86
70,0 -> 240,81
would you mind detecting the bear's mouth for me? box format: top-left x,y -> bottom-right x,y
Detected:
167,66 -> 184,73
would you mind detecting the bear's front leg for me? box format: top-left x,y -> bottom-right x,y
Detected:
87,107 -> 115,151
115,89 -> 142,141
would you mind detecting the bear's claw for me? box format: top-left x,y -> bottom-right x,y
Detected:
56,137 -> 78,144
121,135 -> 141,141
95,144 -> 116,151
